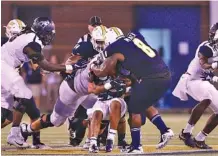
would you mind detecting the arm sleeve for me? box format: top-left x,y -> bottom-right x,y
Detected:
199,45 -> 213,58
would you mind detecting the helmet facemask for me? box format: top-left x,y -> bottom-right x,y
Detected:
209,23 -> 218,50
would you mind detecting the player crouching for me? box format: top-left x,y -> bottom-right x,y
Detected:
87,76 -> 128,153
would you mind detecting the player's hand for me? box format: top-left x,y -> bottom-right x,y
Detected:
212,76 -> 218,83
72,59 -> 87,70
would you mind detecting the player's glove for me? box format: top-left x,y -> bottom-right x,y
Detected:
104,78 -> 126,90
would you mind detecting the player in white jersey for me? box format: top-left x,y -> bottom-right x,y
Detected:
1,17 -> 82,148
173,22 -> 218,149
87,76 -> 128,153
1,19 -> 26,128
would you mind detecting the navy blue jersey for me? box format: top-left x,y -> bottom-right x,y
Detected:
104,31 -> 169,78
72,41 -> 98,61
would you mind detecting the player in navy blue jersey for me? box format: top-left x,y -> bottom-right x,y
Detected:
91,30 -> 174,153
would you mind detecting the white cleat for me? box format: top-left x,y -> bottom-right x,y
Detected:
156,128 -> 174,149
83,140 -> 90,150
127,145 -> 144,154
89,143 -> 99,153
7,127 -> 29,148
31,142 -> 52,149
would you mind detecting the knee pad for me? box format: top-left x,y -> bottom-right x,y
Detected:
25,97 -> 40,120
40,114 -> 54,129
13,98 -> 30,113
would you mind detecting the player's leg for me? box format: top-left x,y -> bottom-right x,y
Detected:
179,99 -> 210,147
89,110 -> 103,153
106,98 -> 127,152
1,107 -> 13,128
68,105 -> 88,146
127,74 -> 171,153
117,115 -> 129,149
24,98 -> 50,149
180,80 -> 218,148
1,89 -> 14,128
89,100 -> 108,153
2,69 -> 32,148
146,106 -> 174,149
193,99 -> 218,149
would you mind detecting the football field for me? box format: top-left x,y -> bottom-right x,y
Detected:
1,113 -> 218,155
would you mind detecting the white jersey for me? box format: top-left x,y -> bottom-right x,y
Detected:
1,32 -> 43,68
187,41 -> 218,79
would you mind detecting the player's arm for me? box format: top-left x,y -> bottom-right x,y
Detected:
198,45 -> 214,70
91,53 -> 125,77
88,82 -> 106,94
23,42 -> 73,73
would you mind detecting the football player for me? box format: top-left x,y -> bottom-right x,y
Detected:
91,30 -> 174,153
173,22 -> 218,149
1,19 -> 26,128
1,17 -> 81,148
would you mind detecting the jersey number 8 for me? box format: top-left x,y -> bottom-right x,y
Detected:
133,38 -> 156,58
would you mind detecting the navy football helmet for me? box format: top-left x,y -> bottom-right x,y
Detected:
209,22 -> 218,49
32,17 -> 55,45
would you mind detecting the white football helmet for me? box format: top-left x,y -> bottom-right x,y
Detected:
91,25 -> 107,52
4,19 -> 26,38
105,27 -> 124,47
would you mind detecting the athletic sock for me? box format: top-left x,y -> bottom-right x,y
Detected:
150,114 -> 168,134
90,137 -> 97,145
118,133 -> 125,143
32,131 -> 41,145
107,129 -> 117,142
195,131 -> 207,141
183,123 -> 194,133
130,127 -> 141,148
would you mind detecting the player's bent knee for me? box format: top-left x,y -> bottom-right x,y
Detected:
40,114 -> 54,128
93,110 -> 103,120
50,111 -> 67,127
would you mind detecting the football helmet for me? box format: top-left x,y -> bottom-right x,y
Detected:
209,22 -> 218,49
32,17 -> 55,45
91,25 -> 107,52
105,27 -> 124,47
4,19 -> 26,38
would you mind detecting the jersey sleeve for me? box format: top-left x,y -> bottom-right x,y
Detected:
199,45 -> 213,58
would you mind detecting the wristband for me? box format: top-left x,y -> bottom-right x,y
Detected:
65,65 -> 73,72
104,83 -> 112,90
211,62 -> 218,69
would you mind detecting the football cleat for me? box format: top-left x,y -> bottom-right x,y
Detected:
7,127 -> 29,148
118,140 -> 129,152
83,139 -> 90,150
179,129 -> 195,148
105,139 -> 114,152
156,128 -> 174,149
31,142 -> 52,149
127,145 -> 143,153
89,143 -> 99,153
194,139 -> 212,149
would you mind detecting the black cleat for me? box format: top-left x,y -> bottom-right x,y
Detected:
194,139 -> 212,149
118,140 -> 129,152
105,139 -> 113,152
179,129 -> 195,148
